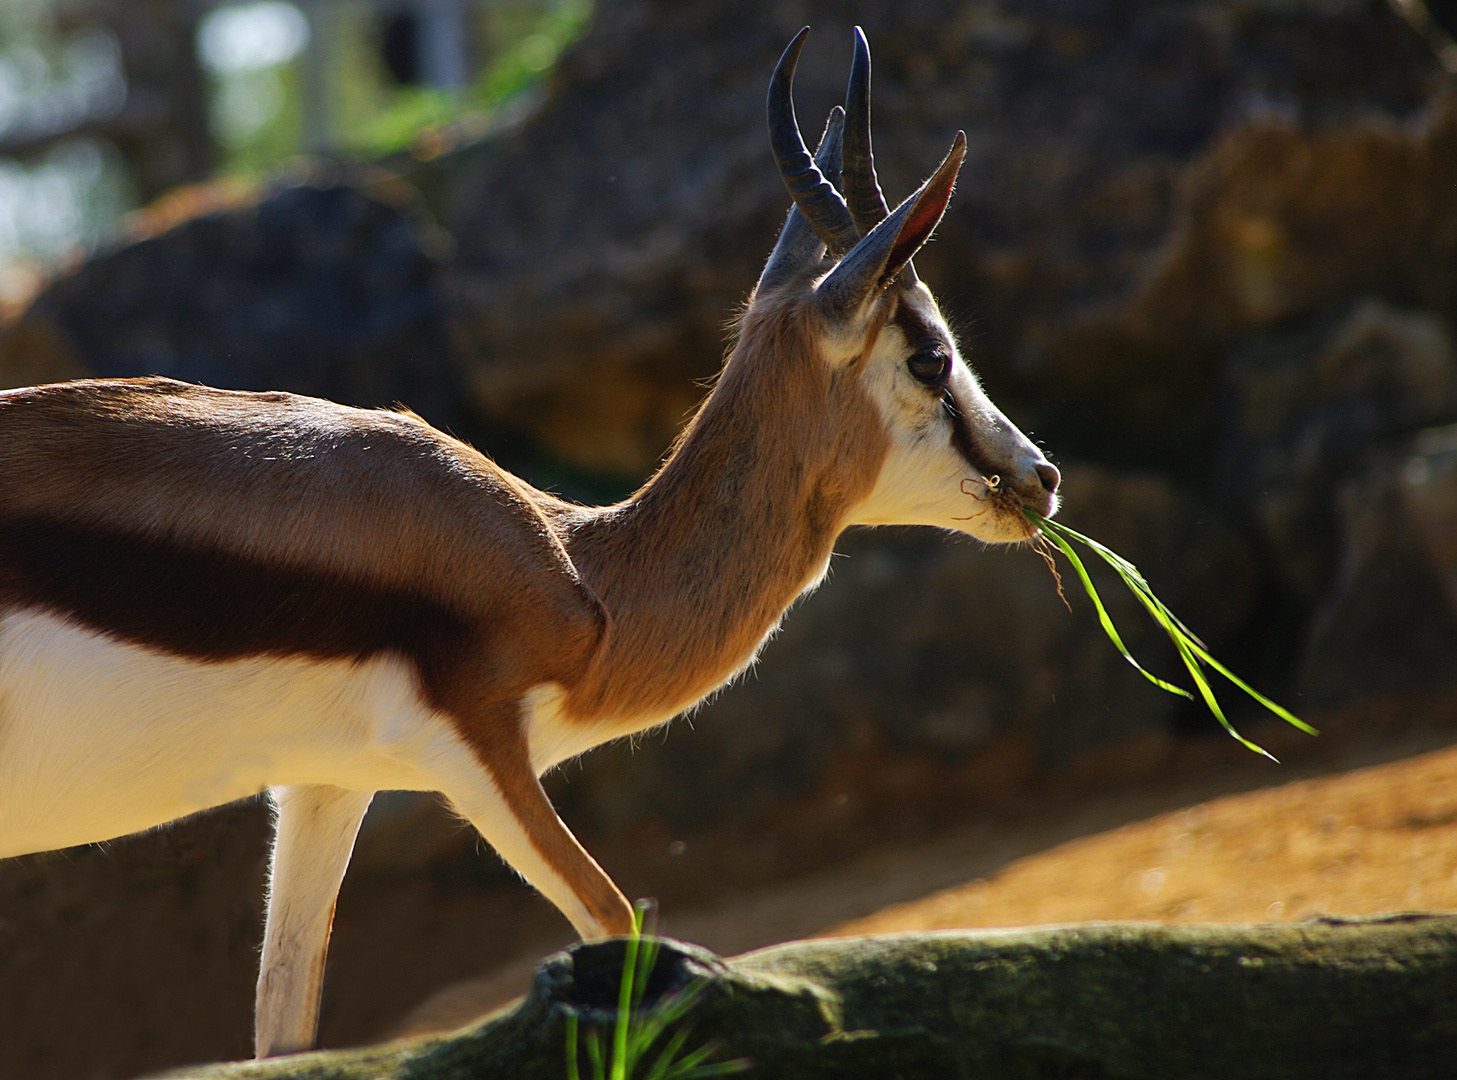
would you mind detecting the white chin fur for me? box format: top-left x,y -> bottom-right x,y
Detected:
846,301 -> 1051,544
849,455 -> 1034,543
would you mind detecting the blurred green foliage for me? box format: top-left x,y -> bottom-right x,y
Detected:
0,0 -> 133,269
350,0 -> 592,157
210,0 -> 592,175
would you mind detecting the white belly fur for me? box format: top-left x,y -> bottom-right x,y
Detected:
0,608 -> 452,857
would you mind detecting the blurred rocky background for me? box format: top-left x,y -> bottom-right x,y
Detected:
5,0 -> 1457,1076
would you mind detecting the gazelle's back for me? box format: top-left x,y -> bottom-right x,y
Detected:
0,377 -> 606,856
0,379 -> 583,611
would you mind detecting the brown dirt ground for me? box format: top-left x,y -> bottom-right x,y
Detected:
825,738 -> 1457,936
6,707 -> 1453,1078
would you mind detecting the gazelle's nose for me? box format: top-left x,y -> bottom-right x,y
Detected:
1034,461 -> 1060,494
1007,453 -> 1060,516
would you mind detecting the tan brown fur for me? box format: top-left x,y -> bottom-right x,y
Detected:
0,378 -> 606,689
0,317 -> 890,945
555,294 -> 890,728
471,701 -> 635,935
0,31 -> 1064,1060
0,376 -> 637,951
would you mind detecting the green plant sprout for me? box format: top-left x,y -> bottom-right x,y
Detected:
564,900 -> 750,1080
1023,508 -> 1317,761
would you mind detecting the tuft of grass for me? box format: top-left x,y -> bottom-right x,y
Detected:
1024,508 -> 1316,761
565,900 -> 750,1080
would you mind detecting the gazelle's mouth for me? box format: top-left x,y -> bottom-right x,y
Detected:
950,474 -> 1000,524
1021,483 -> 1059,521
952,472 -> 1045,540
997,465 -> 1060,521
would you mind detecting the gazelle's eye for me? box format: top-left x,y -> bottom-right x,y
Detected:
907,349 -> 950,385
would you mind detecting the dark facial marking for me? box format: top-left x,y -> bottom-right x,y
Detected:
0,515 -> 469,668
941,393 -> 999,482
894,301 -> 1002,482
892,303 -> 953,384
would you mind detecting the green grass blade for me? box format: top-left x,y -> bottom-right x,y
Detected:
587,1026 -> 606,1080
685,1062 -> 753,1078
632,932 -> 660,1011
627,987 -> 709,1075
640,1026 -> 694,1080
620,979 -> 740,1080
626,1009 -> 677,1065
632,901 -> 660,1009
576,898 -> 749,1080
1024,508 -> 1313,754
1037,518 -> 1220,645
566,1014 -> 582,1080
612,928 -> 640,1080
655,1039 -> 750,1080
631,984 -> 703,1046
608,900 -> 665,1078
1177,633 -> 1317,735
662,1046 -> 719,1079
1171,630 -> 1278,761
1123,560 -> 1317,739
1035,518 -> 1192,699
1106,561 -> 1250,741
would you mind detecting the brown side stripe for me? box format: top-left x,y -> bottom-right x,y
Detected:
0,515 -> 468,665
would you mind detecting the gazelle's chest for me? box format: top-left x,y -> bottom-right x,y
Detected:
522,549 -> 833,778
521,683 -> 685,775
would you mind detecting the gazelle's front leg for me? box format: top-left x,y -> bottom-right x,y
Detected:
423,708 -> 634,940
254,784 -> 375,1058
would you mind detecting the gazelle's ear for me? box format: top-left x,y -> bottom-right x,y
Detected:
816,132 -> 966,319
758,107 -> 848,293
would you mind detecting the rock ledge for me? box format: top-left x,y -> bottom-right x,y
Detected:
168,914 -> 1457,1079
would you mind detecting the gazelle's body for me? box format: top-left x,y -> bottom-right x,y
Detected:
0,29 -> 1059,1059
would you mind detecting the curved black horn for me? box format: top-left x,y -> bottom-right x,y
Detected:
843,27 -> 889,233
768,28 -> 860,254
818,131 -> 966,317
758,107 -> 847,292
844,27 -> 920,287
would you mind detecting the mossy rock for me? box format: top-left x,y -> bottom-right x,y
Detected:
165,913 -> 1457,1079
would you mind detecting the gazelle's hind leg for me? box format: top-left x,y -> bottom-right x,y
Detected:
254,785 -> 374,1058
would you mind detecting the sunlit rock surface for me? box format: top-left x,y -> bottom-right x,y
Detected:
446,0 -> 1454,477
169,917 -> 1457,1080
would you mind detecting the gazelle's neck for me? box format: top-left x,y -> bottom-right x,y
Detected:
556,320 -> 888,727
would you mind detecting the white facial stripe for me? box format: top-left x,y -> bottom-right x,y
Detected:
843,291 -> 1038,542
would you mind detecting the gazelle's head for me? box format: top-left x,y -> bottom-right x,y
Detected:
751,28 -> 1058,544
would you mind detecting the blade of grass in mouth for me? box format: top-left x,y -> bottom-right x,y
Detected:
1023,508 -> 1316,761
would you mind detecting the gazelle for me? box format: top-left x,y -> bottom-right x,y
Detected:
0,27 -> 1057,1059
